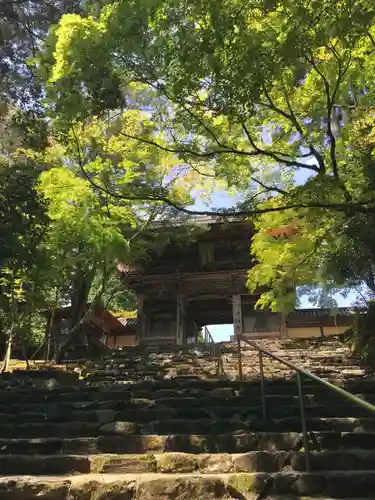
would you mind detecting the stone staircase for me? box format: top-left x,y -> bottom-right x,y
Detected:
1,337 -> 375,499
220,337 -> 366,380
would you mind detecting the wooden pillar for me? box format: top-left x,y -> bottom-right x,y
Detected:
176,295 -> 186,345
136,294 -> 147,344
232,293 -> 243,380
233,294 -> 243,336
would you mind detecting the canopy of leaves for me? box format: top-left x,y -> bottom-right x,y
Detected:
41,0 -> 375,213
39,0 -> 375,309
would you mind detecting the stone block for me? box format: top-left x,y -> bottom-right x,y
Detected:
136,476 -> 228,500
96,410 -> 117,424
99,421 -> 140,435
0,478 -> 69,500
210,387 -> 236,398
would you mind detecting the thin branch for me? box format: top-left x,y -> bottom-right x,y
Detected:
261,86 -> 293,124
70,122 -> 375,220
128,65 -> 317,170
367,31 -> 375,49
251,177 -> 287,195
119,131 -> 227,158
261,89 -> 326,173
306,55 -> 339,179
283,90 -> 326,173
185,159 -> 215,178
72,156 -> 375,217
242,122 -> 320,172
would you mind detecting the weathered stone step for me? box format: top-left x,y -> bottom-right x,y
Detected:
2,471 -> 375,499
1,401 -> 373,425
4,449 -> 375,475
0,377 -> 373,402
1,375 -> 371,392
1,390 -> 374,420
144,416 -> 375,435
0,391 -> 366,414
3,430 -> 375,455
2,415 -> 375,439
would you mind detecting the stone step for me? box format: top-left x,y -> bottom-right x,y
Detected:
0,431 -> 325,455
2,471 -> 375,499
1,378 -> 374,401
3,449 -> 375,475
1,401 -> 373,425
1,416 -> 375,439
144,416 -> 375,435
0,385 -> 373,409
2,431 -> 375,455
0,391 -> 361,413
0,410 -> 375,438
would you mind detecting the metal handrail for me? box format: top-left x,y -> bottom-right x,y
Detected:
239,335 -> 375,472
204,326 -> 216,357
240,336 -> 375,413
203,326 -> 226,377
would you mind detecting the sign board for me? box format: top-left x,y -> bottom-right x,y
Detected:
232,294 -> 243,336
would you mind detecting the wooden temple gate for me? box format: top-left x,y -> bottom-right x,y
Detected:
118,219 -> 286,345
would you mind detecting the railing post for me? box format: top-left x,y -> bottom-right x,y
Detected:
296,372 -> 311,472
259,351 -> 267,421
236,335 -> 243,381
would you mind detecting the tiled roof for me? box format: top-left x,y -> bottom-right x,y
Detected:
287,307 -> 363,319
117,317 -> 138,327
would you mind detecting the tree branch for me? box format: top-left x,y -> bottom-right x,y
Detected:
242,122 -> 320,172
367,31 -> 375,49
306,54 -> 339,179
251,177 -> 287,195
73,155 -> 375,218
118,131 -> 230,158
260,88 -> 326,173
283,90 -> 326,173
70,123 -> 375,221
125,68 -> 321,172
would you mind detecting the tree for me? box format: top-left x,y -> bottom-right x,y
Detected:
30,112 -> 209,360
38,1 -> 375,310
0,155 -> 49,369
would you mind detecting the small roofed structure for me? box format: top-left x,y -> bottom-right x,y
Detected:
47,306 -> 137,353
285,307 -> 362,339
106,317 -> 137,348
234,307 -> 361,340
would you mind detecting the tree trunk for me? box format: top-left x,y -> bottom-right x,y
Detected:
2,327 -> 13,373
53,270 -> 95,363
2,286 -> 17,373
45,306 -> 56,362
20,337 -> 30,370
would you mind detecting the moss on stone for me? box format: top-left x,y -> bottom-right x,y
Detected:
69,479 -> 134,500
227,474 -> 259,494
156,452 -> 199,472
189,435 -> 210,452
90,454 -> 156,473
143,435 -> 166,452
